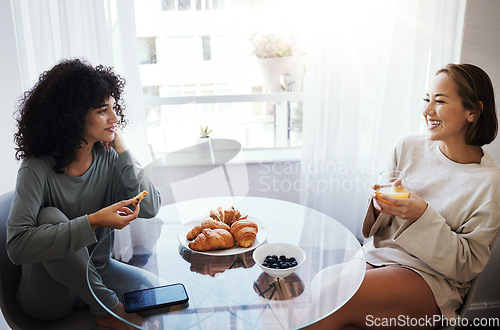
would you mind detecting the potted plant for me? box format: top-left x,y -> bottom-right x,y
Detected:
249,32 -> 296,59
249,31 -> 306,92
199,126 -> 212,139
196,126 -> 213,159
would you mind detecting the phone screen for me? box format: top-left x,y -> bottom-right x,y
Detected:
123,283 -> 189,313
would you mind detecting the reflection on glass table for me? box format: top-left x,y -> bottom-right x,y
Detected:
87,196 -> 365,329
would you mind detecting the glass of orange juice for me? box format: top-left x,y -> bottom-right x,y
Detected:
376,170 -> 409,204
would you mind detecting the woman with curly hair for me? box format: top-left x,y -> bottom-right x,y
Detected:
7,58 -> 161,329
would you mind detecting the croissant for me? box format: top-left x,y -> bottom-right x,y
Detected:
230,220 -> 258,248
186,219 -> 231,240
209,206 -> 225,222
210,206 -> 248,227
188,228 -> 235,251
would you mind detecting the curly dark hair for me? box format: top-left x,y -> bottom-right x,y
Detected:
14,58 -> 127,173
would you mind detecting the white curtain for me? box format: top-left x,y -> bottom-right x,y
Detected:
300,0 -> 466,240
10,0 -> 150,164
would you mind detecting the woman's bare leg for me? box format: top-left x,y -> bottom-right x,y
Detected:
306,265 -> 440,329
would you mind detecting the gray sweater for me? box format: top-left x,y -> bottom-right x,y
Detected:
6,146 -> 161,267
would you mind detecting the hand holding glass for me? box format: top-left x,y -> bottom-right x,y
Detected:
376,170 -> 409,205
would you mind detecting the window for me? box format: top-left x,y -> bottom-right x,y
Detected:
134,0 -> 304,155
161,0 -> 175,11
137,37 -> 157,64
201,36 -> 211,61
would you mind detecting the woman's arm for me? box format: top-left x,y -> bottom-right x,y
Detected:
372,184 -> 499,282
104,128 -> 127,155
6,168 -> 96,264
363,141 -> 403,238
362,196 -> 393,238
111,149 -> 161,218
87,198 -> 140,230
104,130 -> 160,216
393,200 -> 499,283
372,190 -> 428,222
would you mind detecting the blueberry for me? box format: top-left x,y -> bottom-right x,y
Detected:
262,253 -> 299,270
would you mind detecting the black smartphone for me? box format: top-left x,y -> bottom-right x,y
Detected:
123,283 -> 189,313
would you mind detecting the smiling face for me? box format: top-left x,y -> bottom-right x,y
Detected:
422,72 -> 476,146
83,96 -> 118,145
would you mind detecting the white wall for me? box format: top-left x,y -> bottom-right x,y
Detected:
0,0 -> 23,196
461,0 -> 500,162
459,0 -> 500,319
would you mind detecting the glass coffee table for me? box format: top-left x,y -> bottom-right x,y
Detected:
87,196 -> 365,329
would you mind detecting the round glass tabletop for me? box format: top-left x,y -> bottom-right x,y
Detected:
87,196 -> 365,329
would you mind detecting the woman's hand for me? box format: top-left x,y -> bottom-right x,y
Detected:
105,128 -> 127,155
88,199 -> 140,230
371,185 -> 428,222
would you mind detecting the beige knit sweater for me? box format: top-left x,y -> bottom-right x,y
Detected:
362,135 -> 500,319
